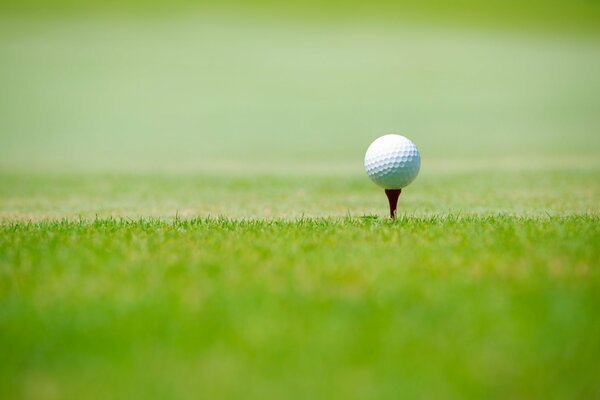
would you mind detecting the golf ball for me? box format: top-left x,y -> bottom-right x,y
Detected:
364,134 -> 421,189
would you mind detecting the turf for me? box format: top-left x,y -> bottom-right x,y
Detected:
2,216 -> 599,399
1,3 -> 600,398
1,167 -> 599,220
2,17 -> 600,172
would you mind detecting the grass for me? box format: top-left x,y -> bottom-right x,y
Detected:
1,167 -> 598,220
1,2 -> 600,398
2,16 -> 600,172
3,0 -> 600,33
1,216 -> 599,399
1,169 -> 599,398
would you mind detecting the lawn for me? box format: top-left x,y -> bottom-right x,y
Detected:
2,215 -> 599,399
1,170 -> 599,399
1,2 -> 600,399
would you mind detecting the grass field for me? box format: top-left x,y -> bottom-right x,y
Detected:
1,2 -> 600,399
2,169 -> 599,399
1,215 -> 599,399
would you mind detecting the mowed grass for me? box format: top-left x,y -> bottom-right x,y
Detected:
1,166 -> 599,398
1,215 -> 599,399
1,3 -> 600,398
1,166 -> 599,220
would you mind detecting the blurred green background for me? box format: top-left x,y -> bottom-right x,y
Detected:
1,0 -> 599,174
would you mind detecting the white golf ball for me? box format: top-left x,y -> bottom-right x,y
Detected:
364,134 -> 421,189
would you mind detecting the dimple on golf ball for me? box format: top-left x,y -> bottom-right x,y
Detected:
364,134 -> 421,189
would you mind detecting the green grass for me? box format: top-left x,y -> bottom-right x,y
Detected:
1,169 -> 599,399
2,216 -> 599,399
1,3 -> 600,398
1,17 -> 600,172
1,167 -> 598,220
3,0 -> 600,33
